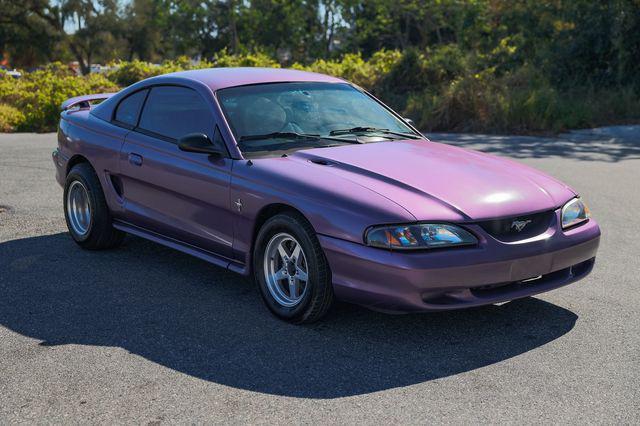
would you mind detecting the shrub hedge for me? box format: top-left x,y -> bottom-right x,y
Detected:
0,63 -> 118,132
0,104 -> 25,132
1,50 -> 639,133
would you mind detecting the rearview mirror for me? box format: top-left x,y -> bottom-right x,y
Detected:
403,117 -> 415,126
178,133 -> 222,156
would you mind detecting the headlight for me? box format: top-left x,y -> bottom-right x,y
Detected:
365,223 -> 477,250
561,197 -> 590,229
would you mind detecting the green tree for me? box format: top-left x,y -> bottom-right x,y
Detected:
0,0 -> 61,68
121,0 -> 168,61
58,0 -> 123,74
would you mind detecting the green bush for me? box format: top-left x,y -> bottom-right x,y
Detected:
106,52 -> 279,87
106,56 -> 217,87
212,50 -> 279,68
1,52 -> 639,133
0,103 -> 25,132
0,62 -> 118,132
404,63 -> 640,133
106,60 -> 164,87
295,50 -> 401,89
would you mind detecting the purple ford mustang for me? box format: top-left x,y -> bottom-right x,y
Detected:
53,67 -> 600,323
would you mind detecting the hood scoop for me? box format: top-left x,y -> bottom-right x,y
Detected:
305,156 -> 336,166
309,159 -> 332,166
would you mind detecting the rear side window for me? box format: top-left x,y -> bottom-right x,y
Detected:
138,86 -> 212,140
114,89 -> 148,127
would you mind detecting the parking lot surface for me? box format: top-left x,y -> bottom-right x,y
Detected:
1,129 -> 638,423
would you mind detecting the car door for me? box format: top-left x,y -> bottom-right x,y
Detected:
117,85 -> 235,258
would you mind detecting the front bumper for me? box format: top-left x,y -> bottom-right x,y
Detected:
319,211 -> 600,312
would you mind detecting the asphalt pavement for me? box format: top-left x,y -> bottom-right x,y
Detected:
1,129 -> 638,423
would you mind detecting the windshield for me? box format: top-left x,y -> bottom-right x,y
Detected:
216,82 -> 420,158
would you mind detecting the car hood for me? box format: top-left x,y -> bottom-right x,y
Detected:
292,140 -> 576,221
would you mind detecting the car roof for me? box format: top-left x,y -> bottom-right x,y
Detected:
88,67 -> 355,161
165,67 -> 345,91
90,67 -> 347,125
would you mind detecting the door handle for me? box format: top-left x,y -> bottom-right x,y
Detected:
128,153 -> 143,166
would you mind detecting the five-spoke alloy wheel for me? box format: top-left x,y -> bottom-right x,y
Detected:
264,232 -> 309,307
254,212 -> 334,323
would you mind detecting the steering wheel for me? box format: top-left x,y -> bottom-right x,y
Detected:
241,97 -> 288,135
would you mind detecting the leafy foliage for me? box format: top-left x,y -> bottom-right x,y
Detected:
0,103 -> 25,132
106,52 -> 279,87
294,50 -> 402,88
3,52 -> 639,134
0,63 -> 118,132
1,0 -> 640,133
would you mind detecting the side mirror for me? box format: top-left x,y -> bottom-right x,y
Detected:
178,133 -> 222,156
403,117 -> 415,126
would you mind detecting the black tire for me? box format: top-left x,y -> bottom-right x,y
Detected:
64,163 -> 125,250
253,212 -> 334,323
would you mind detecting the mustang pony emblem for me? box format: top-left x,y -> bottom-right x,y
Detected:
511,219 -> 532,232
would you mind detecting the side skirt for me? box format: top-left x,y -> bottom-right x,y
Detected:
112,220 -> 248,275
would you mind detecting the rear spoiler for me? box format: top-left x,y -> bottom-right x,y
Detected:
61,93 -> 115,111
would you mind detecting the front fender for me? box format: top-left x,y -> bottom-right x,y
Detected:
229,156 -> 416,267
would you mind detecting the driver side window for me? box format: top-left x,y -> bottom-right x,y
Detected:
138,86 -> 213,141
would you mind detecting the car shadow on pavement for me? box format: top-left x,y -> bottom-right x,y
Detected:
0,233 -> 578,399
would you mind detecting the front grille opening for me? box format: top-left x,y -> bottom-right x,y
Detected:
469,258 -> 594,298
421,258 -> 595,306
477,210 -> 554,242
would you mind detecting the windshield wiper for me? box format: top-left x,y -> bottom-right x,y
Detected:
329,126 -> 422,139
239,131 -> 359,144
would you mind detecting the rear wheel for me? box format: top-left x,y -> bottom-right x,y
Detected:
253,212 -> 333,323
64,163 -> 125,250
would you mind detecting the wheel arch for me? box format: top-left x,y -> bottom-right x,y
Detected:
251,203 -> 315,249
247,203 -> 323,272
64,155 -> 115,208
66,154 -> 92,176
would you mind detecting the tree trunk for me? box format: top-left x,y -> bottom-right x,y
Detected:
68,42 -> 90,75
228,0 -> 239,53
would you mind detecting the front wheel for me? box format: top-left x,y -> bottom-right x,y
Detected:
253,212 -> 333,323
